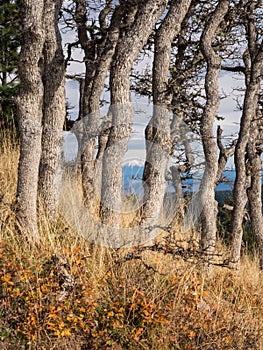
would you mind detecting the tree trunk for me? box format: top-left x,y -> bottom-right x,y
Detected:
247,120 -> 263,270
73,0 -> 97,207
82,4 -> 128,210
230,13 -> 263,268
74,1 -> 128,210
74,0 -> 95,119
15,0 -> 45,241
199,0 -> 230,266
140,0 -> 192,226
100,0 -> 169,226
38,0 -> 66,221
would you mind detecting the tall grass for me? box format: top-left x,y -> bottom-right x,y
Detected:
0,133 -> 262,349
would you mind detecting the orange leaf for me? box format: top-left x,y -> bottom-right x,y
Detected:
189,331 -> 196,340
134,327 -> 143,341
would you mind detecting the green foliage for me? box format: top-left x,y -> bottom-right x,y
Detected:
0,0 -> 21,129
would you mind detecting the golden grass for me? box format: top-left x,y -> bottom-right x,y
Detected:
0,134 -> 263,349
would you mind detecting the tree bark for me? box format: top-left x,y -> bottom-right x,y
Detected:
139,0 -> 192,226
230,7 -> 263,267
80,2 -> 128,210
247,118 -> 263,270
74,0 -> 96,119
100,0 -> 169,226
72,1 -> 132,210
199,0 -> 230,266
15,0 -> 45,241
38,0 -> 66,221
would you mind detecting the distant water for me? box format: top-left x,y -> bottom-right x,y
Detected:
122,164 -> 144,196
122,165 -> 237,196
216,170 -> 236,191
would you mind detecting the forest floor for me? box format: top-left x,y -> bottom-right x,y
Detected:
0,135 -> 263,350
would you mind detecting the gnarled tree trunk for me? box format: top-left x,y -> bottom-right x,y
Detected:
38,0 -> 66,221
16,0 -> 45,241
140,0 -> 192,226
73,0 -> 131,211
199,0 -> 230,267
247,117 -> 263,270
100,0 -> 169,226
230,6 -> 263,268
81,2 -> 129,210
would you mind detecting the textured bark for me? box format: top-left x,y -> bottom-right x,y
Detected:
139,0 -> 192,225
73,1 -> 130,209
38,0 -> 66,221
15,0 -> 45,240
230,13 -> 263,268
73,0 -> 97,207
100,0 -> 169,226
74,0 -> 95,118
247,119 -> 263,270
199,0 -> 230,265
80,3 -> 128,209
231,42 -> 263,268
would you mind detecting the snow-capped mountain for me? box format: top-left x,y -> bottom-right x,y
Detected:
123,158 -> 145,168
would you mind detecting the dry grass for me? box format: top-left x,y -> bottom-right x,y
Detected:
0,134 -> 263,349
